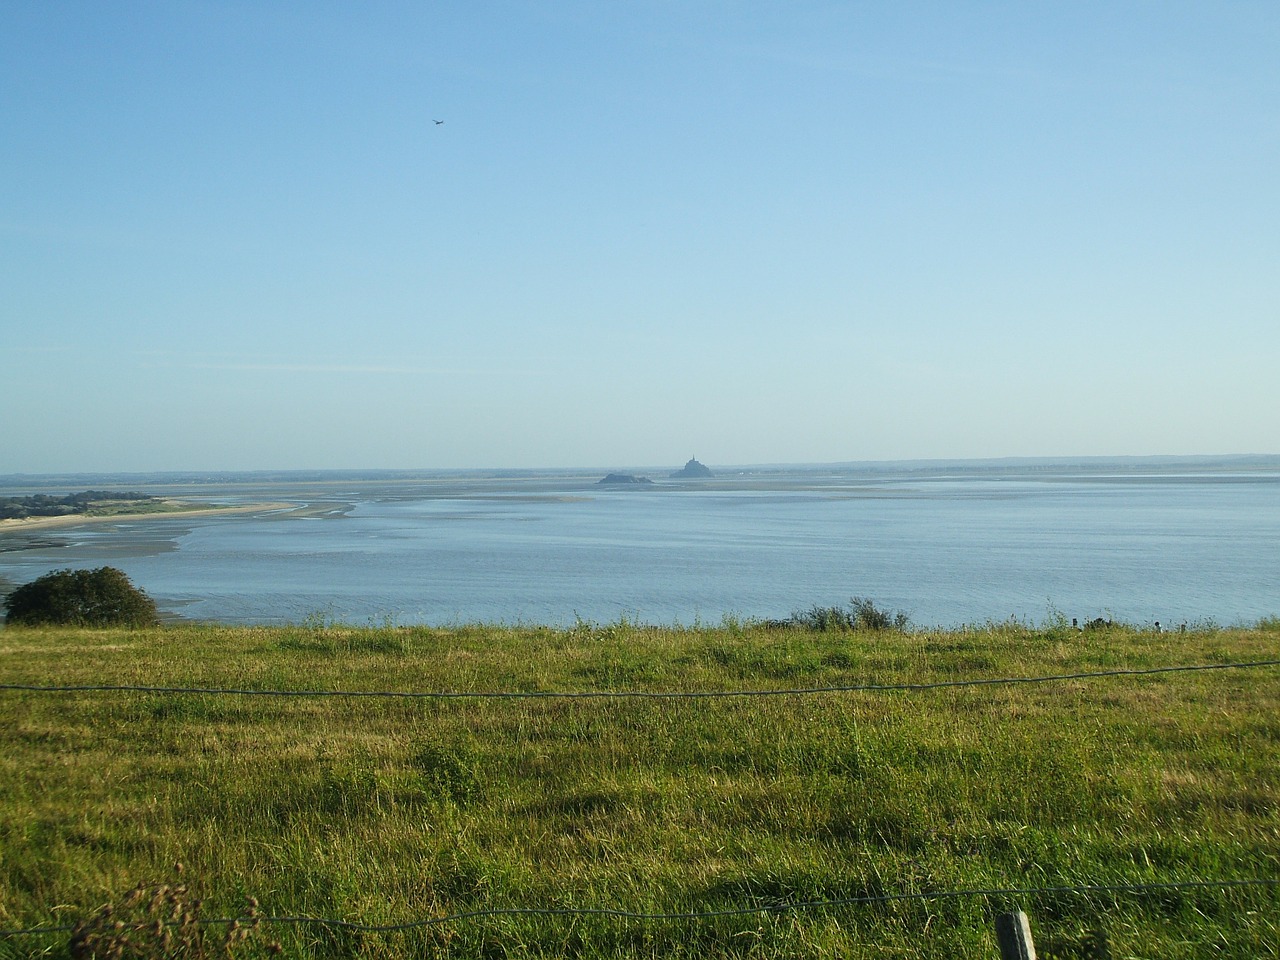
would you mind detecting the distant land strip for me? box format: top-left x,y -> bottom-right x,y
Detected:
0,500 -> 297,533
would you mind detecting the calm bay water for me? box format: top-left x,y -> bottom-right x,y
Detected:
2,468 -> 1277,628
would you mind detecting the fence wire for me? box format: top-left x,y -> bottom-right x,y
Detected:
4,658 -> 1277,943
3,877 -> 1277,939
2,658 -> 1278,701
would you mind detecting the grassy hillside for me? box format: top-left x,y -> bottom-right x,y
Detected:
1,619 -> 1277,958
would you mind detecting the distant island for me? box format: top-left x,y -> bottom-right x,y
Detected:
670,458 -> 713,479
598,460 -> 711,485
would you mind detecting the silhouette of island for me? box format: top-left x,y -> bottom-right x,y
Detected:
670,458 -> 713,479
597,473 -> 654,485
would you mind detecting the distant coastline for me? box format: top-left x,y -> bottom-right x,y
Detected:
4,453 -> 1278,491
0,500 -> 295,534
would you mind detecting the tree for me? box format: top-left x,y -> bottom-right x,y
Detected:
3,567 -> 159,627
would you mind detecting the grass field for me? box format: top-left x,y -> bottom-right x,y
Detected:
1,618 -> 1277,958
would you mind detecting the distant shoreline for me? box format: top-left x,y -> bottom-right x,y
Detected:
3,453 -> 1280,489
0,500 -> 296,534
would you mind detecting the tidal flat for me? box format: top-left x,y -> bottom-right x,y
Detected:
1,619 -> 1277,958
4,464 -> 1280,628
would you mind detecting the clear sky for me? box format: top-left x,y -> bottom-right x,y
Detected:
2,2 -> 1277,473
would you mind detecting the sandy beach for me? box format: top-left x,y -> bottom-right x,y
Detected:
0,500 -> 297,535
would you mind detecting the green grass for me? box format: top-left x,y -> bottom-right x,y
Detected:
1,620 -> 1277,958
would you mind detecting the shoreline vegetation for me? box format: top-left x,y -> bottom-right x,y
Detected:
0,490 -> 159,521
1,618 -> 1276,957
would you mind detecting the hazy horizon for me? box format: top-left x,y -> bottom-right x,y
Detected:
4,4 -> 1277,474
4,452 -> 1280,489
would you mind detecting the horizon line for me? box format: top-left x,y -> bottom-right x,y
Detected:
3,452 -> 1280,482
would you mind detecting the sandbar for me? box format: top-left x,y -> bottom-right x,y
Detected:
0,500 -> 297,535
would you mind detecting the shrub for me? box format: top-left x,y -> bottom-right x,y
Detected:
848,596 -> 910,631
788,597 -> 910,632
3,566 -> 159,627
791,605 -> 855,631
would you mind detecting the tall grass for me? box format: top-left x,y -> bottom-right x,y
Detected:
0,620 -> 1277,957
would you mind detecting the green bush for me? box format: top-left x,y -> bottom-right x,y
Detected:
848,595 -> 911,631
789,597 -> 910,632
3,566 -> 159,627
791,605 -> 856,631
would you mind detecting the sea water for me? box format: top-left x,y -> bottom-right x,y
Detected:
1,469 -> 1277,628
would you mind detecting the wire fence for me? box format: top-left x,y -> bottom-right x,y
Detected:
2,658 -> 1278,701
3,657 -> 1277,946
3,878 -> 1278,939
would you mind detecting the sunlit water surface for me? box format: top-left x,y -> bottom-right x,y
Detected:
1,470 -> 1276,628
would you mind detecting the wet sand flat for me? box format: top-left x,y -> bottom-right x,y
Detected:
0,501 -> 297,535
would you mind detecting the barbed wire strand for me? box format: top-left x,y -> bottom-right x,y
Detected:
3,877 -> 1276,939
1,659 -> 1277,701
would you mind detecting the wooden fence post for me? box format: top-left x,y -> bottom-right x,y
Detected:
995,910 -> 1037,960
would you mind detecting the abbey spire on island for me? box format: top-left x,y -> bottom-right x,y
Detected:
670,457 -> 713,479
596,458 -> 714,485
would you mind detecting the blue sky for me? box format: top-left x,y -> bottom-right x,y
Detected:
2,2 -> 1277,473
